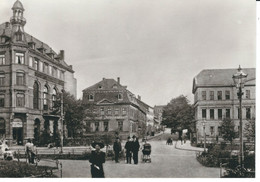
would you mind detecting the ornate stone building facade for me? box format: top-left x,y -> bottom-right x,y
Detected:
82,78 -> 147,139
192,68 -> 255,142
0,1 -> 76,145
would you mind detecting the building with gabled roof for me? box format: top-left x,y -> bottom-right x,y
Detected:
192,68 -> 255,143
82,77 -> 147,139
0,0 -> 77,145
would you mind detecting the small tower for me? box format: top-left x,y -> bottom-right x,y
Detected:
10,0 -> 26,42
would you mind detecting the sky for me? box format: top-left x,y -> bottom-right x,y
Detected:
0,0 -> 256,107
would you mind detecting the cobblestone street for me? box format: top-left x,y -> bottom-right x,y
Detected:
53,139 -> 220,178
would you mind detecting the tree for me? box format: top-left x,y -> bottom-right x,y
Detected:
244,118 -> 255,142
161,95 -> 194,133
221,118 -> 236,153
52,91 -> 85,138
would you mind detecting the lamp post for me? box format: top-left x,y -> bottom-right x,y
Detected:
202,119 -> 206,152
232,65 -> 248,169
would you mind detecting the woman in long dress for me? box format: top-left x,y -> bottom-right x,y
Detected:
89,141 -> 106,178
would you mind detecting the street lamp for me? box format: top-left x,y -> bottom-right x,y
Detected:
232,65 -> 248,169
202,119 -> 206,152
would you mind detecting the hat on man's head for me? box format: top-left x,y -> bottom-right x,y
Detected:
127,136 -> 131,139
132,135 -> 136,138
91,141 -> 104,149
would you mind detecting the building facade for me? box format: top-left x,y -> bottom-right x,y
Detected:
82,78 -> 147,139
154,105 -> 165,127
0,0 -> 76,145
192,68 -> 255,142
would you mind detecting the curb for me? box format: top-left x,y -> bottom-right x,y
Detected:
174,141 -> 204,152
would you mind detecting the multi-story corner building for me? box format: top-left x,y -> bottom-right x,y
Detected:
136,97 -> 155,135
192,68 -> 255,142
0,0 -> 76,145
82,78 -> 147,139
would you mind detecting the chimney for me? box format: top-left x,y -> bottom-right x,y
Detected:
138,95 -> 141,100
60,50 -> 65,60
103,78 -> 105,81
117,77 -> 120,84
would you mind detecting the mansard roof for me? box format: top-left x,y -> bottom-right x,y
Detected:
0,22 -> 73,73
192,68 -> 256,93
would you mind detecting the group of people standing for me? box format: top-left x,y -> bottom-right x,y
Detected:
89,135 -> 141,178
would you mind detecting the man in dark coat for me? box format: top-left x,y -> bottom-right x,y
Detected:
113,137 -> 122,163
89,141 -> 106,178
132,135 -> 140,164
124,136 -> 133,164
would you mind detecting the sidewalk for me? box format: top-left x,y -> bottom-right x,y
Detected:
175,140 -> 205,152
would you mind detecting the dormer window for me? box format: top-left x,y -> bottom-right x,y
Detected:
16,33 -> 23,41
28,42 -> 35,49
112,85 -> 118,89
118,93 -> 123,100
88,94 -> 94,101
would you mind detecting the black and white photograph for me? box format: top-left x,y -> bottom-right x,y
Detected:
0,0 -> 257,178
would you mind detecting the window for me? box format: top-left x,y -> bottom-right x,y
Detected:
16,93 -> 25,107
44,63 -> 48,74
16,33 -> 23,41
33,82 -> 39,109
16,71 -> 25,85
218,109 -> 222,120
95,122 -> 99,132
202,109 -> 207,119
52,88 -> 57,108
118,93 -> 123,100
60,71 -> 64,80
0,94 -> 4,107
210,91 -> 214,100
225,91 -> 230,100
226,109 -> 230,119
218,126 -> 222,136
15,53 -> 24,64
98,85 -> 102,89
115,108 -> 119,115
0,54 -> 5,65
57,69 -> 60,79
122,108 -> 127,115
29,57 -> 33,67
246,108 -> 251,119
0,72 -> 5,86
118,121 -> 123,131
107,107 -> 112,115
48,65 -> 52,75
104,121 -> 108,131
34,59 -> 38,70
245,90 -> 250,99
217,91 -> 222,100
112,85 -> 118,89
88,94 -> 94,101
100,107 -> 104,115
210,109 -> 214,119
53,67 -> 57,77
210,126 -> 214,136
202,91 -> 206,100
39,61 -> 43,72
43,85 -> 48,110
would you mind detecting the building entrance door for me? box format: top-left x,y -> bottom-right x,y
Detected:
12,118 -> 23,145
13,128 -> 23,145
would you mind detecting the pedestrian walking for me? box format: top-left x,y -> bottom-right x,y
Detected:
25,139 -> 35,164
113,137 -> 122,163
124,136 -> 133,164
89,141 -> 106,178
132,135 -> 140,164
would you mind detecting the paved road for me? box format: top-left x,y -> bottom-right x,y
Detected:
49,139 -> 220,178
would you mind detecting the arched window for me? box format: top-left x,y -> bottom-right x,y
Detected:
16,71 -> 25,85
52,88 -> 57,107
33,82 -> 39,109
0,118 -> 5,139
43,85 -> 48,110
16,93 -> 25,107
0,71 -> 5,86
